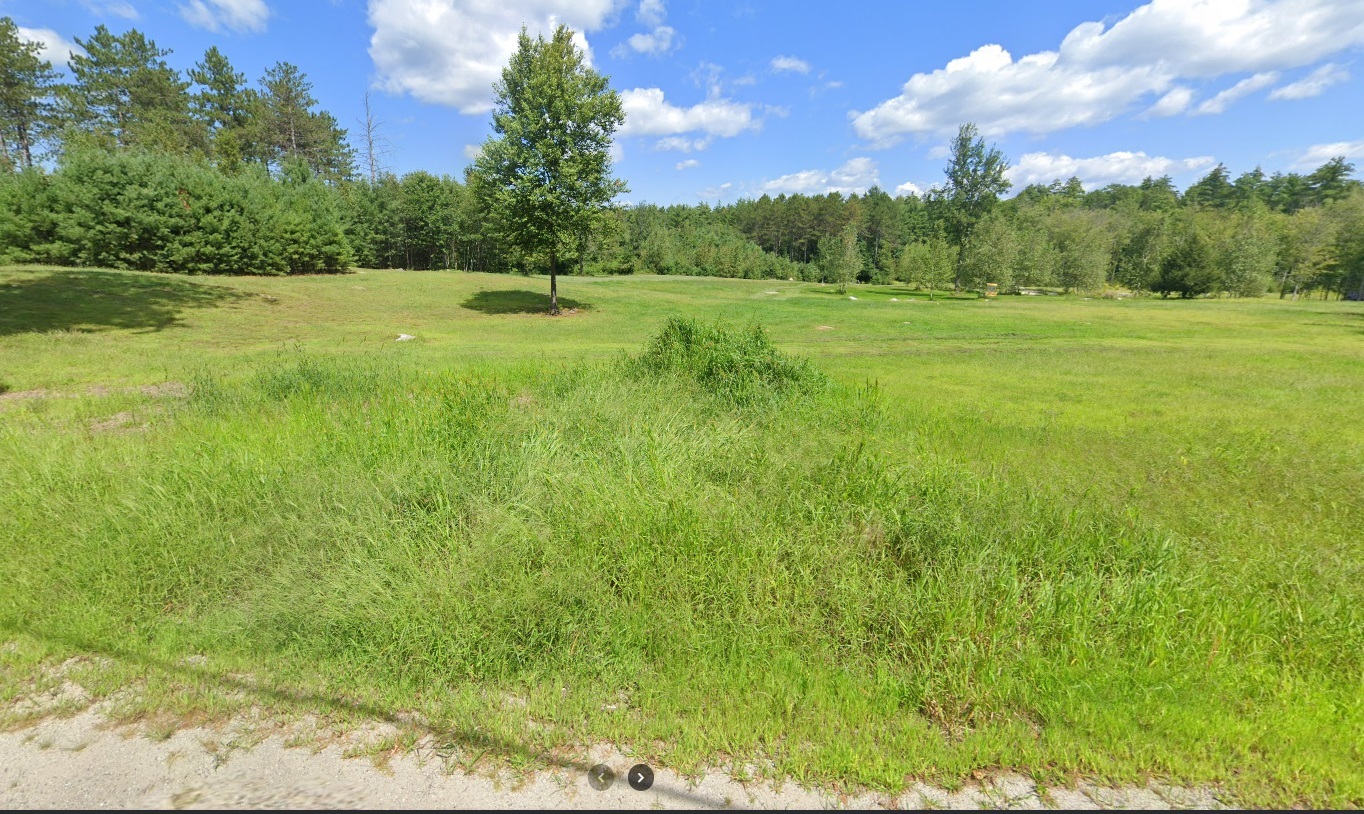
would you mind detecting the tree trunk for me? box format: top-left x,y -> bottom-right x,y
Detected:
549,248 -> 561,315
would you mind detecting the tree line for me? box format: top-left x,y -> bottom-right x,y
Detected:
1,17 -> 1361,298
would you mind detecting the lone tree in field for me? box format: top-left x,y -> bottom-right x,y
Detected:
941,122 -> 1010,287
473,26 -> 626,314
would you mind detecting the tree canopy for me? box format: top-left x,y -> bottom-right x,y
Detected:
472,25 -> 625,313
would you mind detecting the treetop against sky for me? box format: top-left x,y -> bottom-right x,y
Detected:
12,0 -> 1364,204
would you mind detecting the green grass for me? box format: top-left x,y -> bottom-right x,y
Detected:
1,265 -> 1362,806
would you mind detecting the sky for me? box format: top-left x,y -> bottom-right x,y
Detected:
9,0 -> 1364,205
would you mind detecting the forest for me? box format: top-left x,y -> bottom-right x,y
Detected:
2,17 -> 1362,298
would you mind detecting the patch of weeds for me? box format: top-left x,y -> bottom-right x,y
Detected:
626,317 -> 826,405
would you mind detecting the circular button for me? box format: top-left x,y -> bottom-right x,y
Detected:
587,763 -> 615,791
627,763 -> 654,791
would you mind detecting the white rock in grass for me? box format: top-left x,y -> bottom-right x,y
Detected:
890,297 -> 899,301
848,296 -> 857,300
396,334 -> 415,342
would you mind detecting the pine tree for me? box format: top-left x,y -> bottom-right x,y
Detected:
256,62 -> 354,181
0,18 -> 60,168
189,46 -> 256,166
62,26 -> 200,154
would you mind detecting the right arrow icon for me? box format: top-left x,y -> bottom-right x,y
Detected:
627,763 -> 654,791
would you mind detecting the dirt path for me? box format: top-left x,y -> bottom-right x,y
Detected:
0,706 -> 1224,810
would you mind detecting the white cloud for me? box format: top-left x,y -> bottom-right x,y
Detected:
81,0 -> 139,19
675,158 -> 700,170
614,0 -> 677,58
1193,71 -> 1279,114
852,0 -> 1364,144
1008,150 -> 1216,189
1144,86 -> 1195,117
619,87 -> 759,150
770,55 -> 810,74
16,27 -> 83,67
1294,140 -> 1364,168
895,181 -> 923,197
926,145 -> 949,159
637,0 -> 666,27
1270,62 -> 1350,100
654,135 -> 711,152
613,25 -> 676,57
699,181 -> 734,200
179,0 -> 271,33
759,157 -> 880,196
368,0 -> 616,114
463,144 -> 483,160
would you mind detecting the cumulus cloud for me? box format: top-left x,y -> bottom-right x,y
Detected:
619,87 -> 759,150
1144,86 -> 1195,117
1269,62 -> 1350,99
1008,150 -> 1216,189
770,55 -> 810,74
613,25 -> 676,57
614,0 -> 678,58
1294,139 -> 1364,168
637,0 -> 666,27
368,0 -> 616,114
17,27 -> 83,66
179,0 -> 271,33
895,181 -> 924,197
675,158 -> 700,170
1193,71 -> 1279,114
852,0 -> 1364,144
759,157 -> 880,196
463,144 -> 483,160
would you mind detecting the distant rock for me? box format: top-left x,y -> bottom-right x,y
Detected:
848,296 -> 857,300
396,334 -> 415,342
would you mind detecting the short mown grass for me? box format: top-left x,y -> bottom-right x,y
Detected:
1,266 -> 1362,806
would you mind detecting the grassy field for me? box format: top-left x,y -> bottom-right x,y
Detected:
2,265 -> 1362,806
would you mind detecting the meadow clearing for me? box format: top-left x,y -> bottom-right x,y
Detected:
1,265 -> 1361,807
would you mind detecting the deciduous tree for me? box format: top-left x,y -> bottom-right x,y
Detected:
472,25 -> 626,314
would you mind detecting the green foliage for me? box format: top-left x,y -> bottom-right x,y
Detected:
818,222 -> 861,293
254,62 -> 354,181
1047,209 -> 1111,293
1221,216 -> 1276,297
958,210 -> 1017,292
1153,219 -> 1219,298
60,25 -> 202,155
0,18 -> 60,169
940,122 -> 1011,249
898,225 -> 955,299
473,25 -> 624,310
628,316 -> 826,404
0,150 -> 351,274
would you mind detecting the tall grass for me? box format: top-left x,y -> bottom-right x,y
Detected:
1,319 -> 1360,805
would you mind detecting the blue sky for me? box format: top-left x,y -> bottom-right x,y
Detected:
11,0 -> 1364,204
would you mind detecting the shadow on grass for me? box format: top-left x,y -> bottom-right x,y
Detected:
0,269 -> 250,336
461,289 -> 592,315
12,628 -> 715,807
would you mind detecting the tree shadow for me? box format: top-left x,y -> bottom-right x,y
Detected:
461,289 -> 592,315
12,627 -> 719,808
0,269 -> 251,337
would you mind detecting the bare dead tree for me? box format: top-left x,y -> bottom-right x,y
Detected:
359,90 -> 394,184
